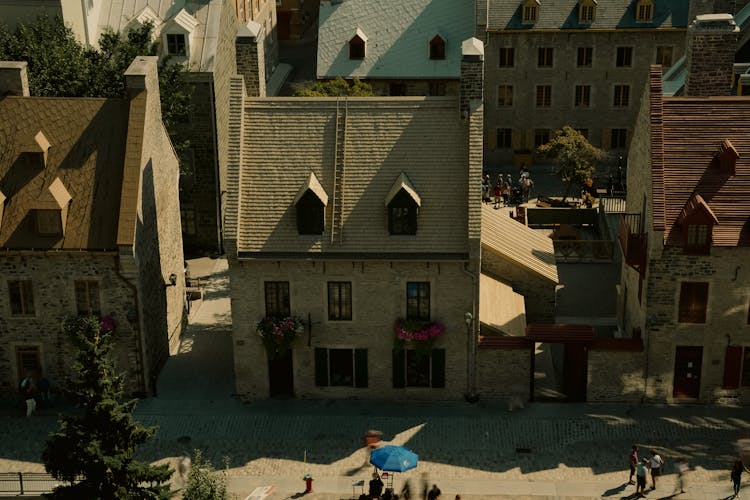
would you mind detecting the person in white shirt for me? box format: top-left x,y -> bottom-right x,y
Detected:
649,449 -> 664,490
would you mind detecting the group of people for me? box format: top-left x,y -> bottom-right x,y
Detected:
628,445 -> 750,498
481,166 -> 534,208
367,473 -> 448,500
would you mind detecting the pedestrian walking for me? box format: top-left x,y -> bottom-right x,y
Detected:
421,472 -> 430,500
649,449 -> 664,490
674,457 -> 688,494
501,175 -> 511,206
20,374 -> 36,417
427,484 -> 441,500
401,478 -> 414,499
636,458 -> 648,497
369,472 -> 384,499
493,181 -> 502,209
731,456 -> 750,498
177,454 -> 191,490
628,444 -> 639,485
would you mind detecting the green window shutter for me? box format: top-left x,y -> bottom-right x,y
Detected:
431,349 -> 446,388
314,348 -> 328,387
354,349 -> 368,388
392,349 -> 405,388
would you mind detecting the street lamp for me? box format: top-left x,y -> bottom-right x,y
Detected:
464,312 -> 473,326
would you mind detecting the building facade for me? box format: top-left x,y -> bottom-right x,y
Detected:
0,58 -> 185,396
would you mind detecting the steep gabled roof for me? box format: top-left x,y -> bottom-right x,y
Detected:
0,97 -> 128,249
317,0 -> 474,79
485,0 -> 688,30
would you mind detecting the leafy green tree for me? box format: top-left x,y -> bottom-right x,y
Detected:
537,125 -> 604,202
295,76 -> 373,97
0,15 -> 190,155
182,450 -> 229,500
43,316 -> 171,499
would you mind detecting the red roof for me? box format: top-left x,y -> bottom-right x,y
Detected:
650,67 -> 750,247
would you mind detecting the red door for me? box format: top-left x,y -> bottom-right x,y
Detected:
673,346 -> 703,398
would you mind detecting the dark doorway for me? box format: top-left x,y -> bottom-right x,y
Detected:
562,344 -> 588,402
532,342 -> 587,402
268,349 -> 294,397
277,11 -> 291,41
673,346 -> 702,398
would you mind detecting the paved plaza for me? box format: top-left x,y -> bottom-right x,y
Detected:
0,257 -> 747,499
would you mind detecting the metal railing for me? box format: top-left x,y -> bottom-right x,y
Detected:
0,472 -> 70,495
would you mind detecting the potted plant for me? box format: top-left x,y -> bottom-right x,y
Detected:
256,315 -> 304,358
393,318 -> 445,358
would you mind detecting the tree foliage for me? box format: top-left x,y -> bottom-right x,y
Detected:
295,77 -> 373,97
182,449 -> 230,500
42,316 -> 171,499
536,125 -> 604,202
0,14 -> 190,154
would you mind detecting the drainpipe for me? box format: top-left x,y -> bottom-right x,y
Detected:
208,77 -> 224,254
462,261 -> 479,401
115,253 -> 147,396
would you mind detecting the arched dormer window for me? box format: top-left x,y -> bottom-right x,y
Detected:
386,173 -> 421,235
579,0 -> 597,23
429,35 -> 446,60
635,0 -> 653,22
349,28 -> 367,60
678,194 -> 718,255
294,172 -> 328,235
521,0 -> 540,24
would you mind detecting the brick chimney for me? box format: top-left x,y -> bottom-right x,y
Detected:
460,37 -> 484,119
236,20 -> 266,97
0,61 -> 30,97
685,14 -> 739,97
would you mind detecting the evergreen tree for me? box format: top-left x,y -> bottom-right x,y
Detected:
43,316 -> 171,499
536,125 -> 605,202
182,449 -> 229,500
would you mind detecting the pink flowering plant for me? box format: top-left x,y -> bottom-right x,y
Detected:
99,314 -> 116,334
393,318 -> 445,357
257,315 -> 305,358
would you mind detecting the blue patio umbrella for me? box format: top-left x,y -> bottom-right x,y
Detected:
369,445 -> 418,472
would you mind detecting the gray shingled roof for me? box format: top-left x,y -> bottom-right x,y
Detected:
317,0 -> 475,79
486,0 -> 689,30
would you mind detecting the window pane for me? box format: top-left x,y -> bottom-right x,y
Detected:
75,280 -> 100,316
678,282 -> 708,323
406,350 -> 430,387
265,282 -> 290,317
329,349 -> 354,386
328,282 -> 352,320
406,282 -> 430,321
9,280 -> 34,316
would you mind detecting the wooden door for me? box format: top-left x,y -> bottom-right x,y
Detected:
277,11 -> 291,40
268,349 -> 294,397
673,346 -> 702,398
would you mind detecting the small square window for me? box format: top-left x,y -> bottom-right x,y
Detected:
497,85 -> 513,107
498,48 -> 514,68
579,4 -> 596,22
656,46 -> 673,68
636,0 -> 653,22
406,282 -> 430,321
678,282 -> 708,324
8,280 -> 35,316
613,85 -> 630,107
611,128 -> 628,149
616,47 -> 633,67
36,209 -> 62,236
536,85 -> 552,107
685,224 -> 710,254
497,128 -> 512,148
264,281 -> 290,317
534,129 -> 550,147
575,85 -> 591,107
523,4 -> 538,23
75,280 -> 101,317
538,47 -> 553,68
166,33 -> 187,56
577,47 -> 593,67
328,282 -> 352,320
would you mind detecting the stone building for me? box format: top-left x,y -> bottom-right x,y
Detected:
479,0 -> 691,166
98,0 -> 240,254
620,14 -> 750,403
316,0 -> 474,97
231,0 -> 280,78
226,38 -> 489,400
0,58 -> 185,396
276,0 -> 320,41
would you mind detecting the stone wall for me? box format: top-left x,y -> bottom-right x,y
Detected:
229,259 -> 474,400
476,348 -> 530,400
0,253 -> 141,395
481,252 -> 556,324
236,26 -> 266,98
644,246 -> 750,402
587,349 -> 645,402
684,14 -> 738,97
365,79 -> 461,97
483,29 -> 687,166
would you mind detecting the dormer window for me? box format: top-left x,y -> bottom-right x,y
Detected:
635,0 -> 653,22
579,0 -> 597,23
386,173 -> 421,236
35,209 -> 63,235
20,130 -> 50,168
429,35 -> 446,60
349,28 -> 367,60
34,177 -> 71,237
521,0 -> 540,24
166,33 -> 186,56
294,172 -> 328,235
678,194 -> 718,255
716,139 -> 739,175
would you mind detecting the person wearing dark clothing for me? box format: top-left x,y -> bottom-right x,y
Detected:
369,473 -> 384,499
427,484 -> 441,500
732,457 -> 750,497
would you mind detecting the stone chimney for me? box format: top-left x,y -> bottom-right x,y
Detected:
0,61 -> 30,97
124,56 -> 162,121
460,37 -> 484,119
236,20 -> 266,97
685,14 -> 739,97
